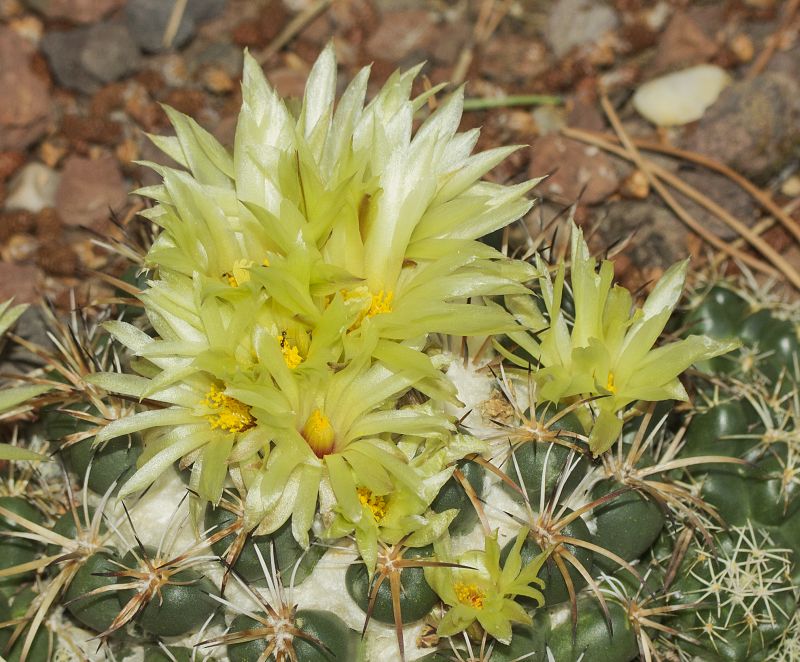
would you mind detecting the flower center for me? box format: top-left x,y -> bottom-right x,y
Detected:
367,290 -> 393,317
357,487 -> 388,521
278,332 -> 303,369
606,371 -> 617,394
453,582 -> 485,609
302,409 -> 335,457
342,287 -> 394,330
201,385 -> 255,433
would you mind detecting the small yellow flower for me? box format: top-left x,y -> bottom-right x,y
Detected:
454,582 -> 486,609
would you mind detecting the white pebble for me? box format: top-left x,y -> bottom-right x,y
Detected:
633,65 -> 730,127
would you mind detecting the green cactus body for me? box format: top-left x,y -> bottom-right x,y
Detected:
205,506 -> 324,585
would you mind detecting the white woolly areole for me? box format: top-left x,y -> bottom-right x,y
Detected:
444,355 -> 496,438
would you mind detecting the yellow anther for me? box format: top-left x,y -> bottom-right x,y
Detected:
201,385 -> 254,433
342,287 -> 394,330
606,371 -> 617,394
223,259 -> 254,287
277,332 -> 303,369
367,290 -> 393,318
357,487 -> 388,521
302,409 -> 335,457
453,582 -> 485,609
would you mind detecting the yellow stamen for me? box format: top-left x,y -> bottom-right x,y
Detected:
223,259 -> 254,287
606,371 -> 617,394
367,290 -> 393,317
302,409 -> 335,457
201,385 -> 254,433
342,287 -> 394,330
278,332 -> 303,369
453,582 -> 485,609
357,487 -> 388,521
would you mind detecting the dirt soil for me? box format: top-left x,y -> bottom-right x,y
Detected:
0,0 -> 799,310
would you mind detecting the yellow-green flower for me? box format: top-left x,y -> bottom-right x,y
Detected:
92,44 -> 541,545
425,529 -> 548,643
497,223 -> 738,454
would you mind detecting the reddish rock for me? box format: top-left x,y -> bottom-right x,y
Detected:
162,89 -> 206,117
55,155 -> 128,229
0,210 -> 36,243
479,35 -> 549,84
365,10 -> 437,61
0,261 -> 40,303
0,152 -> 25,183
232,3 -> 290,48
528,134 -> 620,205
23,0 -> 125,23
650,12 -> 717,74
34,207 -> 62,238
0,27 -> 50,151
62,115 -> 124,147
37,240 -> 78,277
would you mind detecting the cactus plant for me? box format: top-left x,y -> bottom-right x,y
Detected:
0,45 -> 797,662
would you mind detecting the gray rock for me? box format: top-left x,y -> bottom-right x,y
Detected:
125,0 -> 227,53
682,73 -> 800,183
186,39 -> 243,77
546,0 -> 619,59
602,200 -> 688,270
40,27 -> 97,94
22,0 -> 125,23
81,22 -> 141,84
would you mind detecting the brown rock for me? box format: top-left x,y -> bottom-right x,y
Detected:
62,115 -> 124,147
365,10 -> 436,61
232,3 -> 290,48
0,151 -> 25,183
55,155 -> 128,229
528,134 -> 621,205
34,207 -> 61,237
682,73 -> 800,183
37,240 -> 78,277
90,83 -> 126,117
651,12 -> 717,74
479,35 -> 549,84
162,89 -> 206,117
0,27 -> 50,151
23,0 -> 125,23
0,261 -> 40,303
0,209 -> 35,243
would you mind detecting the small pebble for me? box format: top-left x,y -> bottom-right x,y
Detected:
781,175 -> 800,197
633,65 -> 730,127
620,170 -> 650,199
4,163 -> 60,213
730,34 -> 754,63
2,232 -> 39,263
